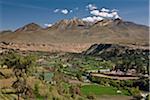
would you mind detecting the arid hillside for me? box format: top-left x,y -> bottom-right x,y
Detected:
0,18 -> 149,52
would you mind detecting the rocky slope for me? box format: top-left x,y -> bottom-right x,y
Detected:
83,43 -> 149,60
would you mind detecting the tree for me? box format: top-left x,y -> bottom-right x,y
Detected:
3,52 -> 36,99
134,54 -> 145,74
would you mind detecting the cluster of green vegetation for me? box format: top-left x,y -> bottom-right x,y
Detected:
0,51 -> 86,100
0,50 -> 149,100
0,51 -> 37,99
99,49 -> 149,74
89,76 -> 148,96
81,85 -> 129,96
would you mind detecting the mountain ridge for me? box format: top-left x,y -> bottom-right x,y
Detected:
0,18 -> 149,51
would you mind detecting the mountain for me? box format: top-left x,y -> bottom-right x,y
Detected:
15,23 -> 42,32
0,18 -> 149,52
50,18 -> 90,30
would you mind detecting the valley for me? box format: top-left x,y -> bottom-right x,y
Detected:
0,14 -> 149,100
0,42 -> 149,100
0,0 -> 149,99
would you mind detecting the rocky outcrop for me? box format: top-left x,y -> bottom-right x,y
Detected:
83,43 -> 149,56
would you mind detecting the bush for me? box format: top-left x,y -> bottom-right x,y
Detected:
87,94 -> 96,100
34,83 -> 40,96
109,80 -> 115,87
129,87 -> 140,96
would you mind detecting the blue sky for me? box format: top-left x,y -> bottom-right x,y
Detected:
0,0 -> 149,30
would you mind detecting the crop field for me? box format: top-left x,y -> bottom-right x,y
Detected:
81,85 -> 130,96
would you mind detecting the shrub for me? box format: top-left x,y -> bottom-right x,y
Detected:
70,85 -> 81,95
129,87 -> 140,96
76,73 -> 83,81
34,83 -> 40,96
87,94 -> 96,100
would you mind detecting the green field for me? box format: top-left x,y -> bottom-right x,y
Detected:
81,85 -> 130,96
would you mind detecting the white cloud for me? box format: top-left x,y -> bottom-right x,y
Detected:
111,11 -> 121,19
44,24 -> 52,27
98,11 -> 114,18
90,10 -> 100,16
86,4 -> 97,10
82,16 -> 103,22
90,8 -> 121,19
53,8 -> 71,15
101,8 -> 110,12
82,7 -> 121,23
70,10 -> 73,13
54,9 -> 59,13
52,6 -> 121,23
61,9 -> 69,15
82,17 -> 94,22
90,10 -> 113,18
